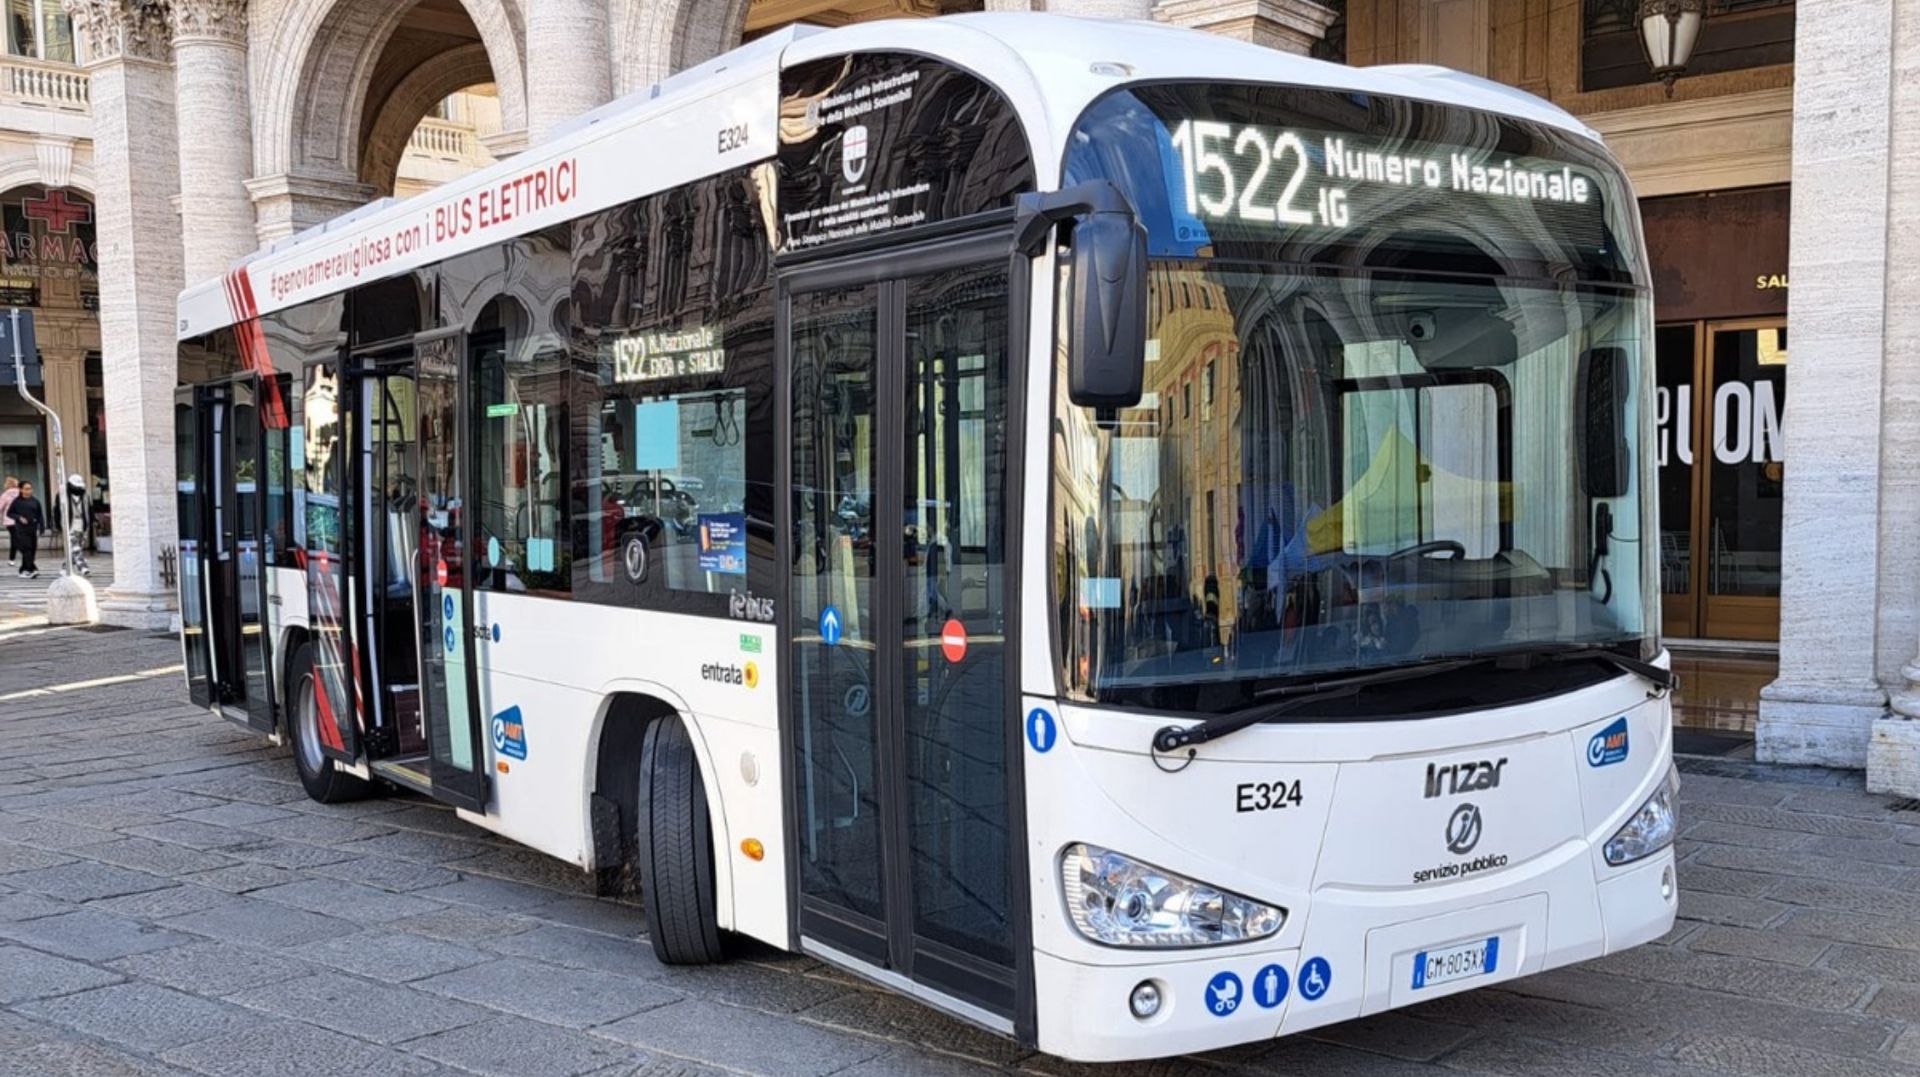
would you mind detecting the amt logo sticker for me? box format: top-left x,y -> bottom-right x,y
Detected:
1587,716 -> 1629,768
492,706 -> 527,761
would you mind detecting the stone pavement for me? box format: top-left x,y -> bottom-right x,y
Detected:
0,551 -> 113,632
2,622 -> 1919,1077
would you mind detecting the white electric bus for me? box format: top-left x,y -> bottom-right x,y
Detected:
173,13 -> 1678,1061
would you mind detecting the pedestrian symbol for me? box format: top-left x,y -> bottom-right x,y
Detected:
443,625 -> 457,654
1299,957 -> 1332,1002
1205,971 -> 1243,1017
1027,708 -> 1056,753
1252,963 -> 1289,1008
442,593 -> 454,621
820,605 -> 842,646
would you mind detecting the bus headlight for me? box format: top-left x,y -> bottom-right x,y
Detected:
1603,769 -> 1680,866
1061,843 -> 1284,948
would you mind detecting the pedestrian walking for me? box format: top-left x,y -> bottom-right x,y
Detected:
11,479 -> 44,577
0,476 -> 17,564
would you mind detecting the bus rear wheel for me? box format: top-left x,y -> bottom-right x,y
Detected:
286,642 -> 374,804
636,716 -> 726,965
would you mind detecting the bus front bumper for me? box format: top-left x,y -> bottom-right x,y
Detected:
1032,841 -> 1676,1062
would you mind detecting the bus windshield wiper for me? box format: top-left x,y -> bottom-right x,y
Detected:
1151,658 -> 1478,756
1510,644 -> 1676,695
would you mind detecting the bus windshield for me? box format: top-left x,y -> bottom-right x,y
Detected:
1053,83 -> 1656,712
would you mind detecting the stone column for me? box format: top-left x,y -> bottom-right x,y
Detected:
1756,0 -> 1895,770
526,0 -> 612,145
169,0 -> 254,282
1154,0 -> 1338,52
63,0 -> 181,627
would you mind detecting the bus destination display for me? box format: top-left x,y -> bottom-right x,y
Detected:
1162,119 -> 1604,240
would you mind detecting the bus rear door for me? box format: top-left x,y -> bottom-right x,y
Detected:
780,231 -> 1029,1035
175,377 -> 276,732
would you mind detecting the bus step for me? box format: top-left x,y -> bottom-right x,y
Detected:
371,756 -> 434,796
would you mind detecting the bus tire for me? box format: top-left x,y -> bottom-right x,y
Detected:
637,715 -> 726,965
286,642 -> 374,804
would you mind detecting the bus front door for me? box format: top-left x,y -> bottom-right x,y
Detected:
175,378 -> 276,732
782,234 -> 1027,1034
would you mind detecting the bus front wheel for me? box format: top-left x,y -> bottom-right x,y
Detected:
636,716 -> 726,965
286,642 -> 374,804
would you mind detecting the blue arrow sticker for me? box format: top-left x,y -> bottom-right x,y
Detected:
1205,971 -> 1243,1017
1252,964 -> 1289,1008
1298,957 -> 1332,1002
819,605 -> 842,646
1026,708 -> 1056,753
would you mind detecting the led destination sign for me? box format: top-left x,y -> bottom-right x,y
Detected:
1166,119 -> 1598,234
612,326 -> 724,384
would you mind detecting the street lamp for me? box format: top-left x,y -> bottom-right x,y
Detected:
1639,0 -> 1705,96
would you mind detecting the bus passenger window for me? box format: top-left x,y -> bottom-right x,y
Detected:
469,293 -> 571,596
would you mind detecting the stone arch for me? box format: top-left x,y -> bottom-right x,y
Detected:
611,0 -> 753,96
359,44 -> 498,196
0,156 -> 95,198
253,0 -> 527,186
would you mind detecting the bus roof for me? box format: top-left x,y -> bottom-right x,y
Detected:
177,13 -> 1599,340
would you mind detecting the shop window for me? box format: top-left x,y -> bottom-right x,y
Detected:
570,167 -> 775,614
468,227 -> 571,596
1581,0 -> 1793,92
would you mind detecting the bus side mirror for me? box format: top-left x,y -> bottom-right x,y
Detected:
1578,346 -> 1631,499
1066,211 -> 1147,409
1016,182 -> 1148,410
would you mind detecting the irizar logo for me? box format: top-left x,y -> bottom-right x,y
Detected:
1425,757 -> 1508,798
1588,717 -> 1630,767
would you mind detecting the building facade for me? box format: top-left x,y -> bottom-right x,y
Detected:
50,0 -> 1920,793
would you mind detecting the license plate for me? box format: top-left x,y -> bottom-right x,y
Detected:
1411,937 -> 1499,990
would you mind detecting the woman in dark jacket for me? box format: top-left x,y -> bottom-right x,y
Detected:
12,480 -> 44,577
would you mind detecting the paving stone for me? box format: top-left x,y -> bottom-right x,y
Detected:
1868,984 -> 1920,1022
1588,944 -> 1872,1011
0,841 -> 77,873
1301,1010 -> 1476,1062
417,956 -> 683,1029
16,981 -> 263,1052
402,1011 -> 640,1076
1407,986 -> 1679,1054
1893,1027 -> 1920,1067
1776,787 -> 1910,820
339,829 -> 498,865
229,968 -> 489,1045
1795,836 -> 1920,869
1676,773 -> 1791,808
120,820 -> 258,851
166,775 -> 308,806
377,803 -> 493,838
219,837 -> 358,869
452,847 -> 599,894
19,801 -> 170,832
1778,908 -> 1920,952
0,888 -> 72,920
1670,1032 -> 1919,1077
159,1020 -> 442,1077
1677,888 -> 1790,929
595,998 -> 890,1076
389,904 -> 539,943
1691,843 -> 1915,889
0,908 -> 193,961
1,859 -> 177,901
181,861 -> 302,893
1689,924 -> 1832,966
1827,943 -> 1920,986
251,876 -> 444,923
588,1057 -> 738,1077
88,882 -> 243,920
78,836 -> 241,877
1683,801 -> 1897,840
173,801 -> 301,829
1674,859 -> 1779,898
160,895 -> 357,948
412,873 -> 567,910
521,895 -> 648,936
1430,1032 -> 1703,1077
307,854 -> 463,893
0,1039 -> 194,1077
297,929 -> 488,983
659,956 -> 856,1015
1683,820 -> 1821,850
833,1047 -> 1006,1076
1773,876 -> 1920,921
107,940 -> 319,996
0,816 -> 121,850
799,988 -> 1026,1065
482,923 -> 672,981
249,813 -> 398,846
0,944 -> 123,1003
